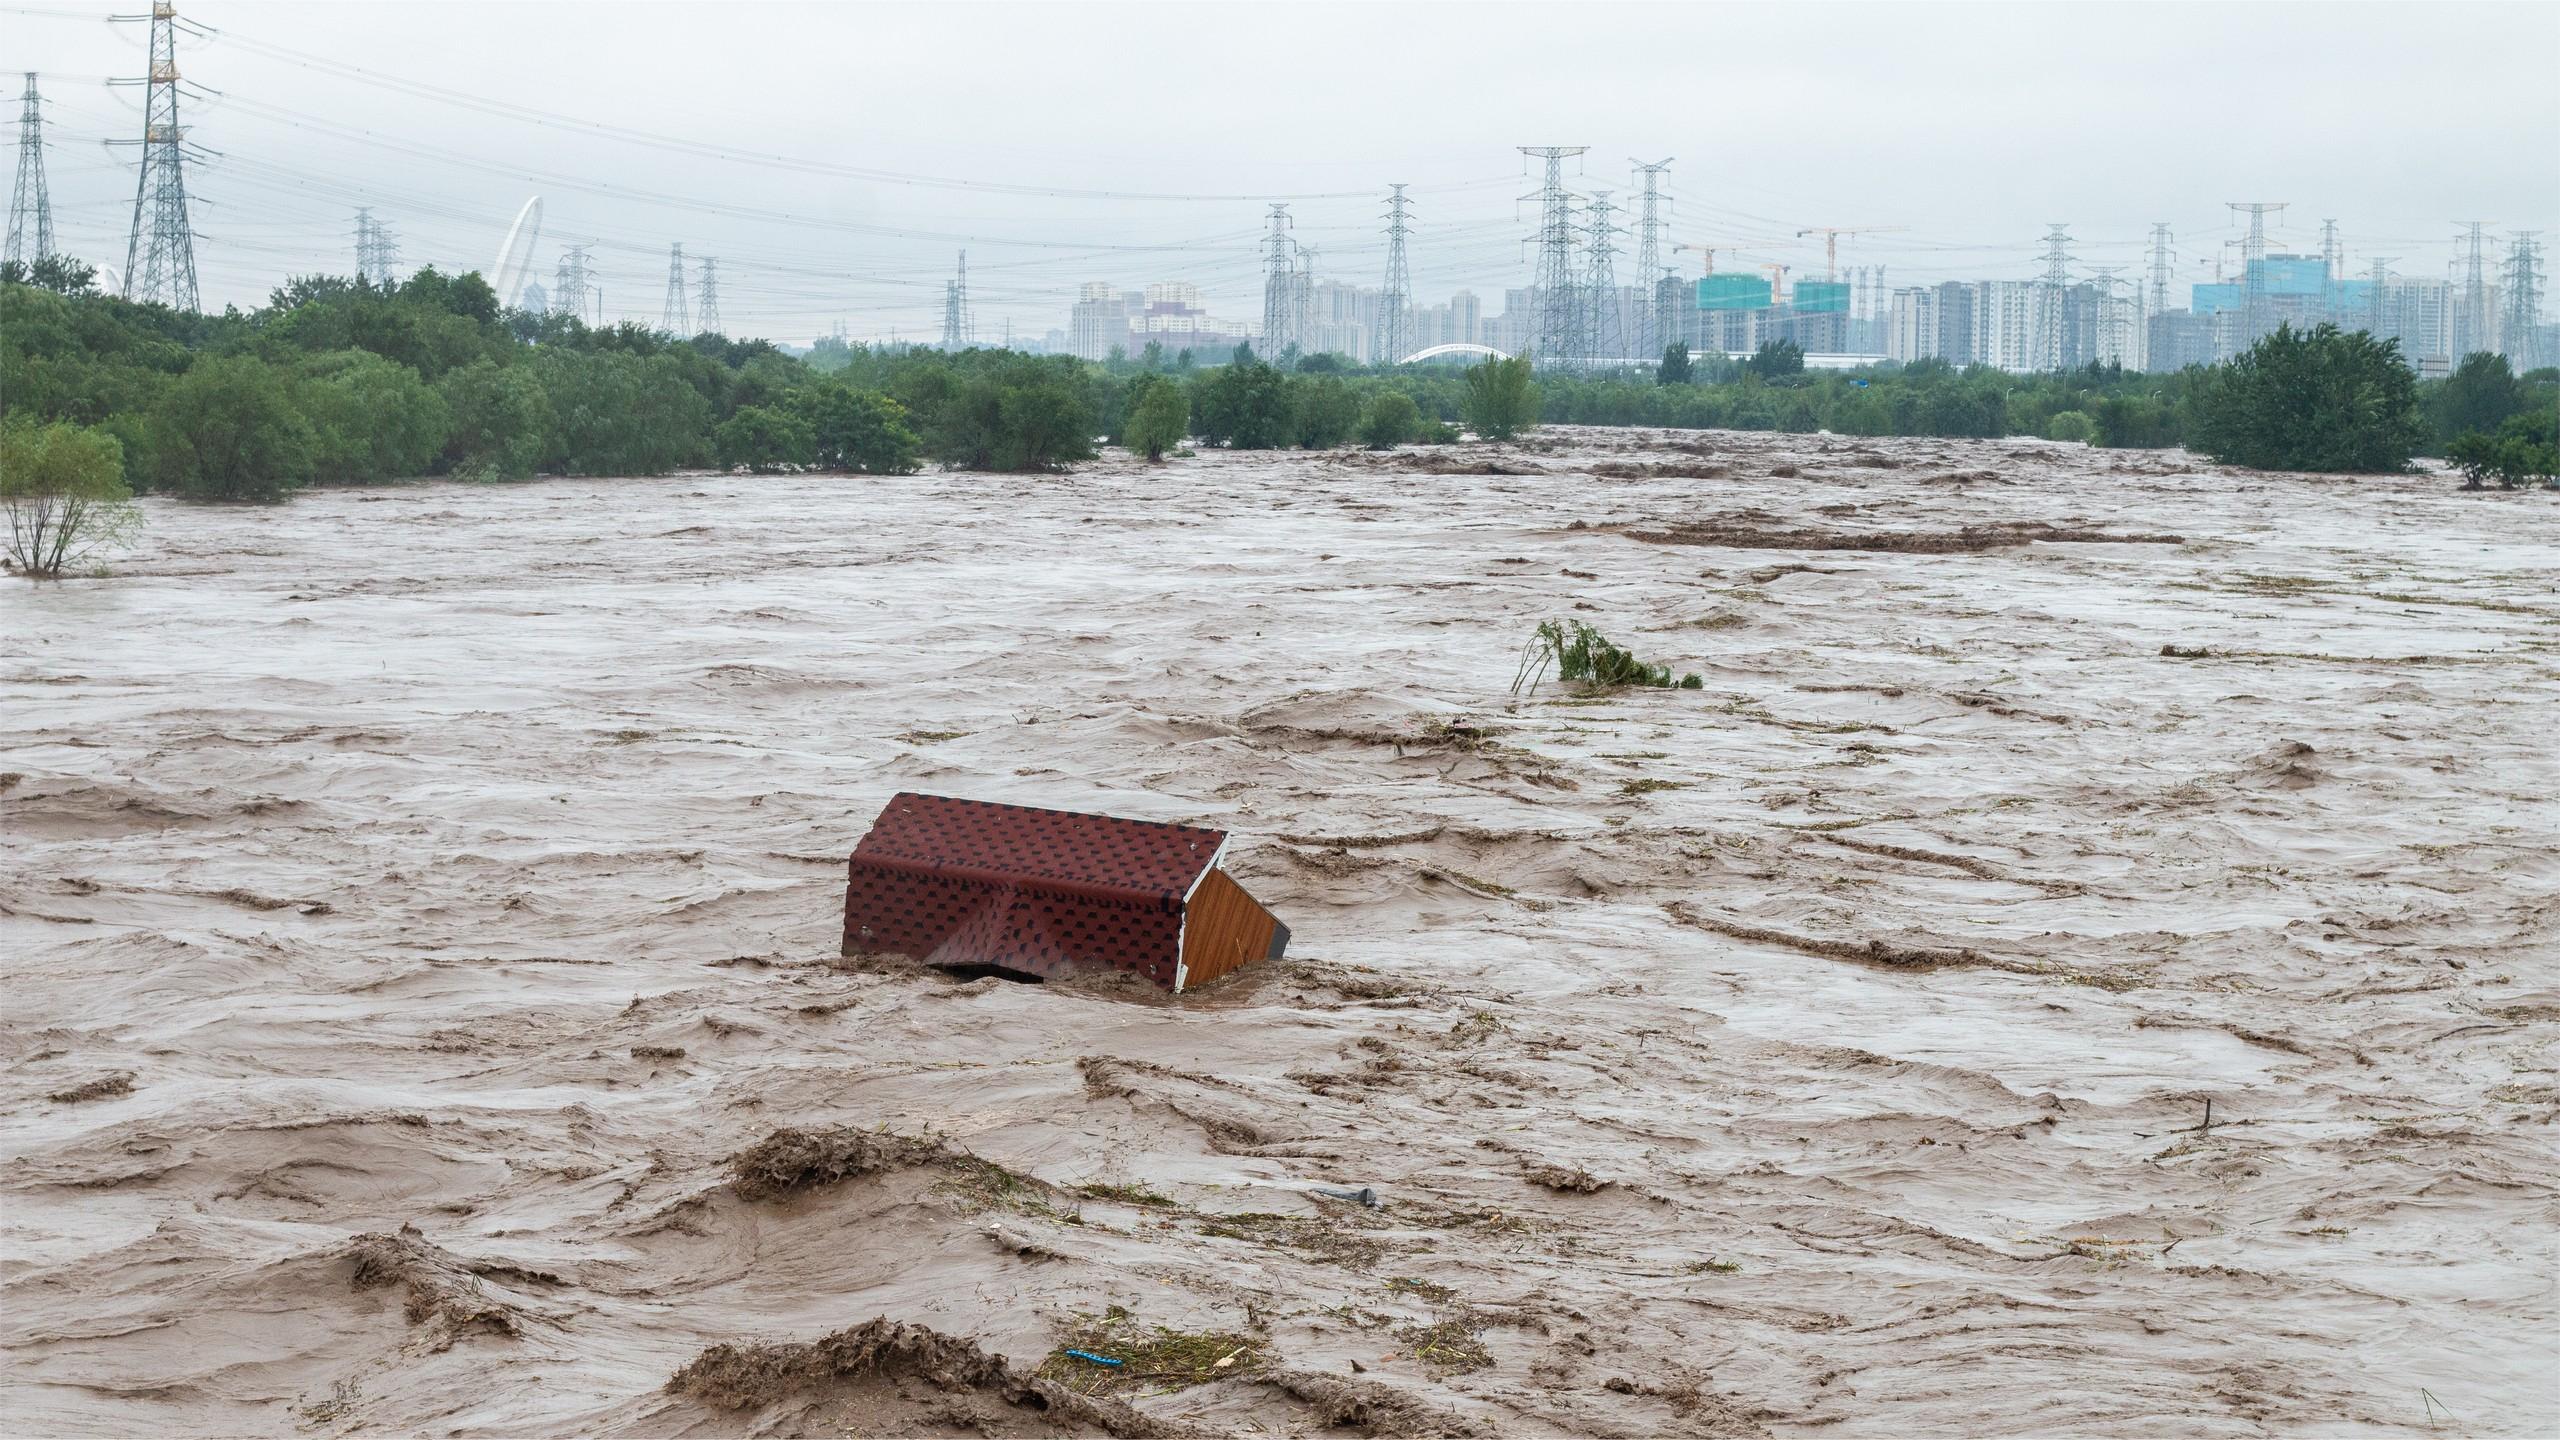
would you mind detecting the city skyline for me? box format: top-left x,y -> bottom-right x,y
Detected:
5,1 -> 2555,345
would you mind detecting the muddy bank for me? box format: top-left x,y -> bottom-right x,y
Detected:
3,427 -> 2555,1437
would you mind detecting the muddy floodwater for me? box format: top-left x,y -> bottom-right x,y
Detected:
4,428 -> 2555,1438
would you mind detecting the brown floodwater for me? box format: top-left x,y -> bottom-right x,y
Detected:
3,428 -> 2554,1437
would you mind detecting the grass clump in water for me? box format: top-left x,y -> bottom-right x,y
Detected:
1076,1180 -> 1176,1208
1036,1306 -> 1264,1395
1512,619 -> 1702,694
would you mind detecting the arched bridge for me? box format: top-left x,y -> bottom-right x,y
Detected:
1394,342 -> 1512,364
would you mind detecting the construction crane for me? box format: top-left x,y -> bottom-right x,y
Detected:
1761,263 -> 1789,303
1672,242 -> 1720,276
1795,226 -> 1907,281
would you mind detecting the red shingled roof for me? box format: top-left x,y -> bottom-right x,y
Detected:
841,792 -> 1284,992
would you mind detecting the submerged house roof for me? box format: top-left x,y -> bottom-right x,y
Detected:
841,792 -> 1287,992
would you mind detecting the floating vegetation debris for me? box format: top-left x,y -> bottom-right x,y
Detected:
1036,1306 -> 1265,1395
1512,619 -> 1703,694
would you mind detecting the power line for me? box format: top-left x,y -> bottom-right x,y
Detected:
169,16 -> 1520,206
5,72 -> 55,265
115,1 -> 201,308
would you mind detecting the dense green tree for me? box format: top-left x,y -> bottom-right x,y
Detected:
1460,353 -> 1539,440
435,361 -> 552,480
1192,360 -> 1295,449
2,417 -> 139,576
0,255 -> 100,296
929,357 -> 1097,471
2191,323 -> 2424,473
296,350 -> 452,484
396,267 -> 502,326
1745,340 -> 1805,379
2446,406 -> 2559,490
787,384 -> 920,473
713,405 -> 817,472
1124,379 -> 1189,460
1657,341 -> 1693,385
531,349 -> 710,475
2043,409 -> 2097,443
1357,391 -> 1421,449
1293,377 -> 1361,448
146,356 -> 317,501
2093,393 -> 2182,449
2430,352 -> 2523,448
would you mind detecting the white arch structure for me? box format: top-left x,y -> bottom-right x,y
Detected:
1395,342 -> 1511,364
490,197 -> 543,306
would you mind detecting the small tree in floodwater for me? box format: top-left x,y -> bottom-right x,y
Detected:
3,418 -> 142,578
1124,378 -> 1189,461
1460,353 -> 1539,441
2192,323 -> 2425,473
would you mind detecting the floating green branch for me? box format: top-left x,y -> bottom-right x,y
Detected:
1512,619 -> 1702,694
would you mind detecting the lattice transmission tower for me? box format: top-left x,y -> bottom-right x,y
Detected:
1584,189 -> 1624,366
6,73 -> 55,267
352,207 -> 399,287
2225,202 -> 2284,346
1378,184 -> 1412,366
1259,204 -> 1294,358
1629,157 -> 1672,358
661,242 -> 689,334
2144,223 -> 2175,318
2037,223 -> 2073,371
2504,232 -> 2545,366
695,255 -> 721,336
2453,221 -> 2493,357
1519,146 -> 1588,372
956,250 -> 971,345
116,1 -> 204,309
553,245 -> 593,323
2366,257 -> 2397,339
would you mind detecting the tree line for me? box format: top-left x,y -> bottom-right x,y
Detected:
3,251 -> 2553,568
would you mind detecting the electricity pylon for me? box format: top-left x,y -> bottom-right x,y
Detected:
661,242 -> 689,335
1260,204 -> 1294,357
696,255 -> 721,336
1519,145 -> 1588,372
1629,157 -> 1672,357
2225,202 -> 2285,345
553,245 -> 593,323
115,1 -> 203,309
1378,184 -> 1412,366
2038,224 -> 2074,371
6,73 -> 55,266
1584,189 -> 1624,365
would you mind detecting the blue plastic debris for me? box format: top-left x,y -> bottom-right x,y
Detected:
1064,1349 -> 1124,1368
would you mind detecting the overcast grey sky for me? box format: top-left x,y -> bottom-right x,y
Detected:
9,0 -> 2556,342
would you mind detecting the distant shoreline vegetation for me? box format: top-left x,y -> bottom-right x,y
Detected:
3,255 -> 2553,525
